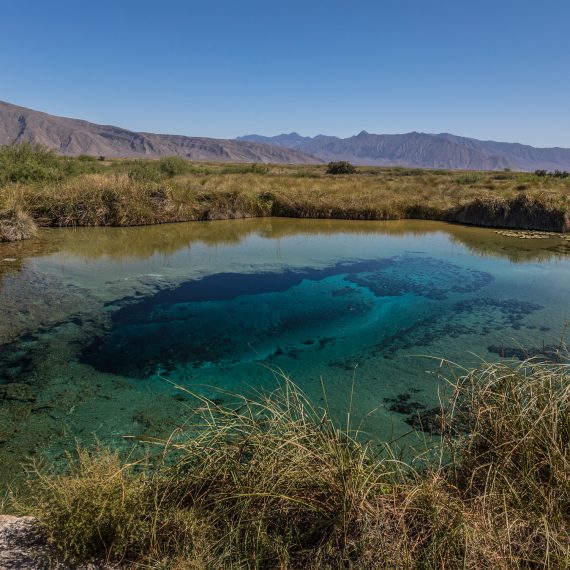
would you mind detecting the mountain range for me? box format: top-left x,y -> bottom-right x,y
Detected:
0,101 -> 320,164
237,131 -> 570,171
1,101 -> 570,171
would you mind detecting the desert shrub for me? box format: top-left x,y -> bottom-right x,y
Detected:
326,161 -> 356,175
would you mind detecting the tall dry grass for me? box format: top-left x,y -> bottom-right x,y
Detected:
13,360 -> 569,569
1,149 -> 570,237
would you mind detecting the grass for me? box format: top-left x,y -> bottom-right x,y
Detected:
1,143 -> 570,241
0,208 -> 37,242
9,359 -> 569,569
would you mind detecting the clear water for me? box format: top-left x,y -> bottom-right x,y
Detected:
1,218 -> 570,485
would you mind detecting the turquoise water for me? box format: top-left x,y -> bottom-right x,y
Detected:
1,218 -> 569,484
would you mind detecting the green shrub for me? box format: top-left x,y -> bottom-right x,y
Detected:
127,157 -> 194,182
492,172 -> 514,180
156,156 -> 193,177
326,161 -> 356,175
0,143 -> 62,185
59,156 -> 104,177
0,144 -> 106,186
127,160 -> 164,183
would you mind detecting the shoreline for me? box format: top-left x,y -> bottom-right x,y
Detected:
1,156 -> 569,242
2,191 -> 569,244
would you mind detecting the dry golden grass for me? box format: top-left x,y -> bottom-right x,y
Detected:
12,360 -> 569,569
1,158 -> 570,238
0,208 -> 37,242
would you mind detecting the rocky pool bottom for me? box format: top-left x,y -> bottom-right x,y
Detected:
1,218 -> 569,486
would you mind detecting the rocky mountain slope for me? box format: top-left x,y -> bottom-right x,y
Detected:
0,101 -> 320,164
238,131 -> 570,171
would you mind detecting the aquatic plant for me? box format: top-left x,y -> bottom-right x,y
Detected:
16,359 -> 570,568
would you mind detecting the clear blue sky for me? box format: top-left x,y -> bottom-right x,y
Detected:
2,0 -> 569,146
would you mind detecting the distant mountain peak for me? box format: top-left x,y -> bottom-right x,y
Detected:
238,129 -> 570,171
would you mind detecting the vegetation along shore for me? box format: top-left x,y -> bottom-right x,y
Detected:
1,143 -> 570,243
3,358 -> 569,568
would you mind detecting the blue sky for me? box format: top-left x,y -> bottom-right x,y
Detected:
2,0 -> 569,146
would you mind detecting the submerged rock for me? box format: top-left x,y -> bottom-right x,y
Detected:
383,393 -> 426,415
488,344 -> 565,362
346,256 -> 493,300
0,383 -> 36,402
405,407 -> 447,435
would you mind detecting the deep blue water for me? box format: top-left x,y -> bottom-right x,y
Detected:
80,256 -> 496,377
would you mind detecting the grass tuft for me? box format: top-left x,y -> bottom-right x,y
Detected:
0,208 -> 38,241
12,360 -> 569,568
